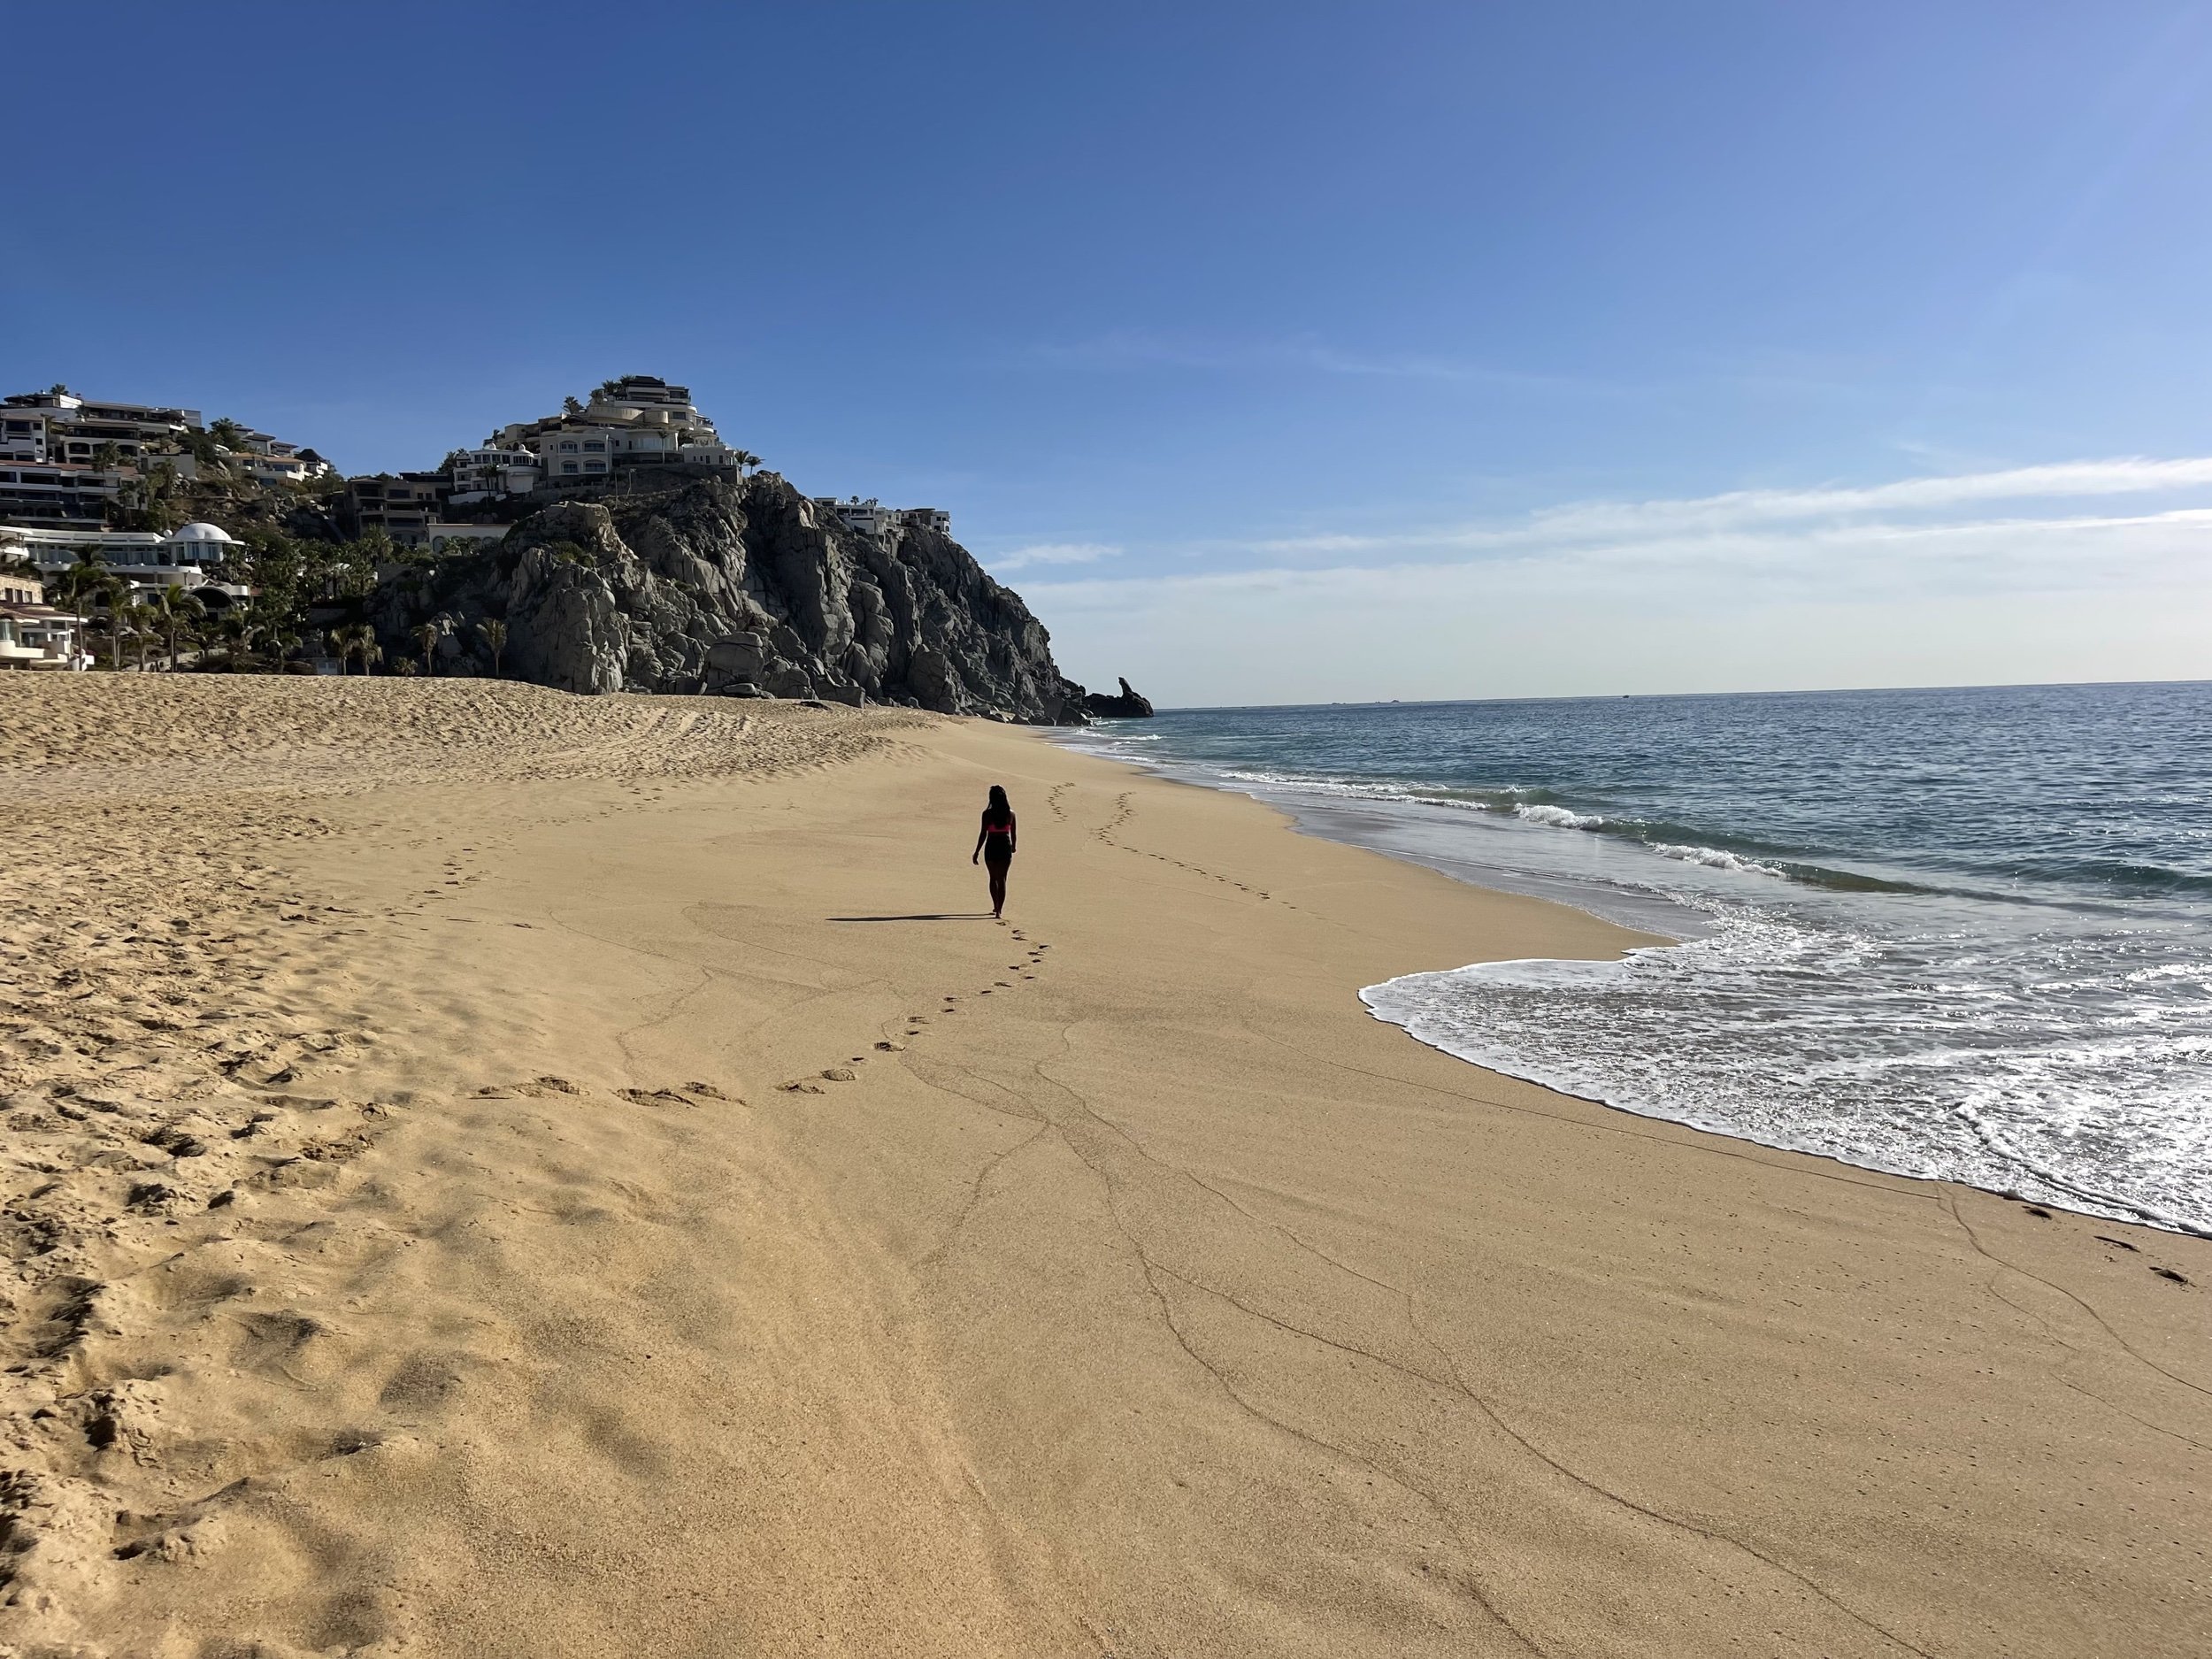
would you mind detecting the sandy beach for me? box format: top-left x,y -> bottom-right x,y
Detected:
1,675 -> 2205,1658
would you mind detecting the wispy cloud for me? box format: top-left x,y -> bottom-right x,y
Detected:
1230,455 -> 2212,559
1023,455 -> 2212,703
986,541 -> 1121,572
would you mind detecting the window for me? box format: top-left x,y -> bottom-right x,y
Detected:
562,462 -> 578,474
558,441 -> 577,452
584,460 -> 606,472
582,441 -> 604,452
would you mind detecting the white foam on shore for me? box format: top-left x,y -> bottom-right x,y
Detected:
1362,906 -> 2212,1237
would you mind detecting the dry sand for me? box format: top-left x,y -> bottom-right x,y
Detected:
0,674 -> 2204,1658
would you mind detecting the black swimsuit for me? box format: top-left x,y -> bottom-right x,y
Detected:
982,814 -> 1014,865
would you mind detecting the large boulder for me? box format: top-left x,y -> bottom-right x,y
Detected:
1082,676 -> 1155,719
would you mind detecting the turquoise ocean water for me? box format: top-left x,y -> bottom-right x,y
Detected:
1064,683 -> 2212,1235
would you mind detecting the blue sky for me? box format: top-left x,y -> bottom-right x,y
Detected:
6,2 -> 2212,701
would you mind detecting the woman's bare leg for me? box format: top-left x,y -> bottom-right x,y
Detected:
988,864 -> 1008,917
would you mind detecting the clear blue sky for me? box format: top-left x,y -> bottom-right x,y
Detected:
7,2 -> 2211,701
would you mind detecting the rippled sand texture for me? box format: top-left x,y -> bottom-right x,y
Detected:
1,675 -> 2206,1657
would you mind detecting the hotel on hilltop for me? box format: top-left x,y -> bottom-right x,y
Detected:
347,375 -> 952,548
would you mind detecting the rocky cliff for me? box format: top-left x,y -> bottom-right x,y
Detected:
368,474 -> 1087,722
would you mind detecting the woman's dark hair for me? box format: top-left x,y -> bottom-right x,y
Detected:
987,785 -> 1010,813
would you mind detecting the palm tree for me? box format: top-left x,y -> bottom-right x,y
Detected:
120,601 -> 159,672
732,449 -> 761,476
411,621 -> 440,676
326,627 -> 350,674
476,617 -> 508,677
56,547 -> 109,637
84,573 -> 128,670
95,605 -> 128,672
333,622 -> 381,676
218,614 -> 250,667
152,586 -> 206,669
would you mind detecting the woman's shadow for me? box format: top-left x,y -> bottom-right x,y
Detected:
827,912 -> 996,923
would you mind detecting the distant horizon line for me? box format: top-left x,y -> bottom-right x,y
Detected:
1114,674 -> 2212,715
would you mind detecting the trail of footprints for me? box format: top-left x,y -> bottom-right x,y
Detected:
780,928 -> 1053,1095
768,780 -> 1285,1097
1089,789 -> 1302,911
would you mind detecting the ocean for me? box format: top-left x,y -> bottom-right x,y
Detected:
1064,683 -> 2212,1236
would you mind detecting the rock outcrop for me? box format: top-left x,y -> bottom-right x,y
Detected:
1082,676 -> 1155,719
368,475 -> 1082,721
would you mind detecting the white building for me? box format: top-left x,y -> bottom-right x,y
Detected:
1,520 -> 239,578
0,461 -> 121,526
815,496 -> 899,539
533,426 -> 620,480
0,565 -> 83,668
487,375 -> 745,491
449,448 -> 542,503
810,499 -> 952,540
0,391 -> 203,468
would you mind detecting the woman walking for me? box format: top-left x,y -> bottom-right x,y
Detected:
972,785 -> 1017,918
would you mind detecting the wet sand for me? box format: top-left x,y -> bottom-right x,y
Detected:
2,675 -> 2205,1656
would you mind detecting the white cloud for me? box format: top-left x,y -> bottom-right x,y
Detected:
1028,457 -> 2212,704
1238,457 -> 2212,559
987,541 -> 1120,571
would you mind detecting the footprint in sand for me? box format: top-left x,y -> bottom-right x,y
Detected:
617,1087 -> 695,1109
821,1066 -> 857,1083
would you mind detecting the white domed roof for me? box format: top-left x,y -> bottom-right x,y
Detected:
166,522 -> 235,543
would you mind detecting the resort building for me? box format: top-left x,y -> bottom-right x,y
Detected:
815,496 -> 900,539
345,472 -> 454,543
449,449 -> 542,503
0,390 -> 204,467
0,521 -> 238,578
0,461 -> 122,526
0,567 -> 83,669
485,375 -> 747,491
0,523 -> 254,618
810,498 -> 954,541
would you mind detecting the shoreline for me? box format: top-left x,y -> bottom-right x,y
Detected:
1057,720 -> 2212,1240
4,678 -> 2206,1656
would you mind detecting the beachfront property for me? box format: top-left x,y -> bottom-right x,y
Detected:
0,565 -> 83,668
1,521 -> 240,578
811,496 -> 954,540
0,523 -> 253,612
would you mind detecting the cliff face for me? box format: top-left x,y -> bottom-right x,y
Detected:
370,475 -> 1083,722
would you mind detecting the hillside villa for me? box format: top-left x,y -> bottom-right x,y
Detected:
0,564 -> 82,669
